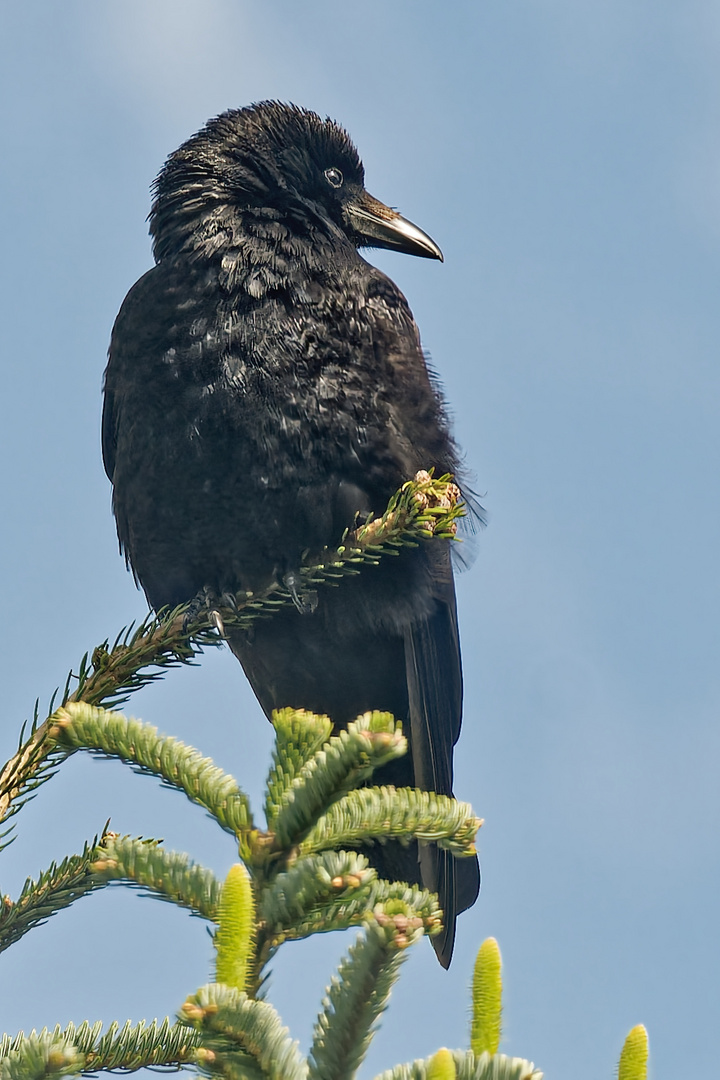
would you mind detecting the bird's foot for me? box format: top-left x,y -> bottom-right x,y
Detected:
283,570 -> 318,615
219,591 -> 238,611
183,585 -> 228,637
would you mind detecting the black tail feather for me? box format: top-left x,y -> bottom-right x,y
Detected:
405,572 -> 480,966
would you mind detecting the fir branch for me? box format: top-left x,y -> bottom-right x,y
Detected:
260,850 -> 376,934
284,879 -> 440,949
0,1033 -> 83,1080
264,709 -> 333,828
373,1054 -> 542,1080
451,1053 -> 542,1080
0,713 -> 69,852
0,1026 -> 100,1066
372,1064 -> 424,1080
0,1020 -> 201,1075
64,607 -> 222,715
180,984 -> 307,1080
364,880 -> 442,942
251,850 -> 375,982
0,830 -> 220,959
92,834 -> 222,921
0,601 -> 213,847
308,921 -> 413,1080
193,1047 -> 266,1080
0,836 -> 110,953
50,704 -> 253,845
271,713 -> 406,845
201,470 -> 466,642
299,786 -> 482,858
260,854 -> 442,950
81,1018 -> 200,1072
0,472 -> 463,839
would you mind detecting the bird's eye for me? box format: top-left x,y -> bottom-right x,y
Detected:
324,167 -> 343,189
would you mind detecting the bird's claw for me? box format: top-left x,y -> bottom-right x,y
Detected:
283,570 -> 318,615
183,585 -> 227,637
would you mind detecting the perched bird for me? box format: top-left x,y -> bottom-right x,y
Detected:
102,102 -> 480,966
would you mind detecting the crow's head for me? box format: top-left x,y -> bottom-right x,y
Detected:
150,101 -> 442,264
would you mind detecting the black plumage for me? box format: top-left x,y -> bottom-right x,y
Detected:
102,102 -> 480,966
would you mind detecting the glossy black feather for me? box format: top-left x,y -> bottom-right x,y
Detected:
103,102 -> 480,965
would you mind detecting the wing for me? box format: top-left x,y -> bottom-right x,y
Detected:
101,384 -> 118,483
404,549 -> 480,967
102,267 -> 162,486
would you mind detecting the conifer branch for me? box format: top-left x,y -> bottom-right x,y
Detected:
50,704 -> 253,846
260,855 -> 442,950
0,831 -> 221,955
0,712 -> 68,852
300,786 -> 482,858
364,881 -> 443,941
264,709 -> 334,826
0,1027 -> 101,1067
202,470 -> 465,644
260,850 -> 376,934
82,1018 -> 199,1072
180,984 -> 307,1080
92,834 -> 222,921
0,473 -> 463,841
0,836 -> 109,953
308,921 -> 414,1080
0,1033 -> 84,1080
373,1054 -> 542,1080
0,1020 -> 201,1076
0,609 -> 226,844
194,1047 -> 266,1080
270,712 -> 406,845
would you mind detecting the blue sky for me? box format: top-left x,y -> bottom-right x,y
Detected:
1,2 -> 719,1076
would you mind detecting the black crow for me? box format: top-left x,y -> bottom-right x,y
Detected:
102,102 -> 480,966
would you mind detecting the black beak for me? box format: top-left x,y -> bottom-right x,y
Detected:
344,191 -> 443,261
